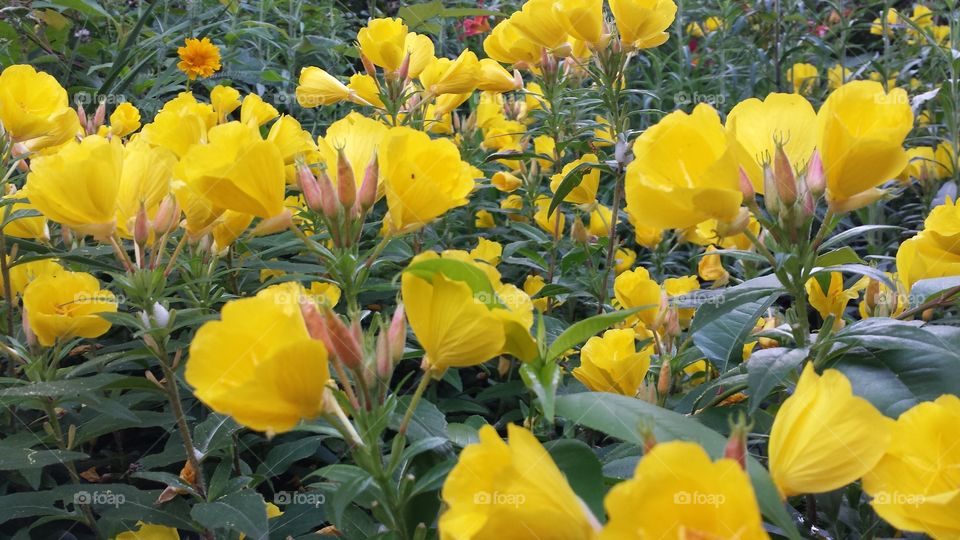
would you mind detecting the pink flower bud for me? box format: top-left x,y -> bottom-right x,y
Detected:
397,53 -> 411,80
773,144 -> 797,207
153,195 -> 180,234
805,149 -> 826,196
76,104 -> 87,129
317,171 -> 340,220
336,149 -> 356,209
355,154 -> 378,214
299,298 -> 330,342
376,331 -> 393,381
723,424 -> 748,470
22,306 -> 36,347
738,166 -> 755,201
361,53 -> 377,79
134,204 -> 150,247
92,101 -> 106,131
299,165 -> 324,214
323,310 -> 364,371
388,304 -> 406,364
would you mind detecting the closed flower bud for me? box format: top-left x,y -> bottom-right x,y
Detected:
134,204 -> 149,247
22,305 -> 36,347
323,310 -> 364,370
805,149 -> 826,196
828,187 -> 886,214
762,161 -> 780,215
724,415 -> 750,470
153,195 -> 180,235
92,101 -> 107,132
657,360 -> 672,396
336,148 -> 356,209
316,171 -> 340,219
738,166 -> 755,201
376,331 -> 393,381
571,215 -> 590,243
298,165 -> 324,213
773,144 -> 797,207
250,209 -> 293,237
356,154 -> 378,213
299,298 -> 328,342
388,304 -> 406,364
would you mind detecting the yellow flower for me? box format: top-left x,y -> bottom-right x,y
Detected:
862,395 -> 960,539
108,102 -> 141,138
725,92 -> 817,192
23,270 -> 117,347
347,73 -> 385,108
438,424 -> 599,540
115,139 -> 177,239
555,0 -> 604,45
139,92 -> 214,158
471,238 -> 503,266
179,122 -> 286,220
306,282 -> 341,308
500,194 -> 525,222
0,64 -> 80,151
896,198 -> 960,291
573,328 -> 652,396
296,67 -> 354,107
316,112 -> 388,195
523,275 -> 549,312
870,8 -> 900,36
0,258 -> 62,298
475,209 -> 495,228
534,196 -> 565,238
420,51 -> 481,96
26,135 -> 123,238
593,116 -> 615,146
357,18 -> 409,72
625,104 -> 743,230
211,85 -> 241,123
477,59 -> 518,93
805,272 -> 861,327
827,64 -> 851,90
786,62 -> 818,95
509,0 -> 571,50
491,170 -> 522,192
484,20 -> 541,68
614,267 -> 661,327
186,282 -> 331,434
609,0 -> 677,50
817,81 -> 913,211
177,37 -> 221,80
381,127 -> 473,234
588,205 -> 612,237
704,16 -> 724,33
628,215 -> 664,249
2,188 -> 48,240
115,522 -> 180,540
600,441 -> 768,540
856,274 -> 905,318
404,33 -> 437,77
239,93 -> 279,128
614,247 -> 635,275
664,275 -> 699,326
769,363 -> 892,498
550,154 -> 600,205
698,245 -> 729,282
266,115 -> 318,182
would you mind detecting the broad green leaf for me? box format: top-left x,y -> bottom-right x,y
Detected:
193,413 -> 242,457
546,307 -> 642,362
519,361 -> 562,422
693,293 -> 778,369
191,490 -> 268,540
403,258 -> 505,309
813,246 -> 862,267
746,348 -> 808,414
556,392 -> 801,540
820,225 -> 903,250
0,447 -> 87,470
544,439 -> 606,521
906,276 -> 960,308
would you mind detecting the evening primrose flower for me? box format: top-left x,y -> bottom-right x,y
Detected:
573,328 -> 652,396
588,205 -> 612,237
211,85 -> 241,123
534,196 -> 566,238
550,154 -> 601,205
347,74 -> 385,108
185,282 -> 332,434
827,64 -> 851,90
138,92 -> 215,158
614,247 -> 635,274
22,271 -> 117,347
477,59 -> 519,93
239,93 -> 279,128
357,18 -> 408,72
805,272 -> 861,327
115,139 -> 178,239
769,363 -> 892,498
0,258 -> 62,298
491,171 -> 523,192
609,0 -> 678,50
419,51 -> 481,96
177,37 -> 221,80
862,395 -> 960,539
698,246 -> 729,282
296,67 -> 355,107
471,238 -> 503,266
475,209 -> 495,228
509,0 -> 572,51
316,112 -> 388,194
817,81 -> 913,212
523,275 -> 549,312
484,20 -> 542,68
555,0 -> 604,45
115,522 -> 180,540
625,104 -> 743,230
438,424 -> 600,540
870,8 -> 900,36
108,102 -> 141,138
2,188 -> 48,240
896,198 -> 960,291
381,127 -> 474,234
614,267 -> 661,327
404,33 -> 436,77
786,63 -> 818,95
600,441 -> 768,540
26,135 -> 123,238
0,64 -> 80,151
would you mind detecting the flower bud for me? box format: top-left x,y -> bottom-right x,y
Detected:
323,310 -> 364,371
397,53 -> 411,80
360,53 -> 377,79
76,103 -> 88,130
356,154 -> 378,213
762,162 -> 779,214
22,306 -> 36,347
805,149 -> 826,196
250,209 -> 293,237
316,171 -> 340,219
723,416 -> 749,470
92,101 -> 107,132
299,165 -> 324,213
134,204 -> 150,247
336,149 -> 356,209
376,331 -> 393,381
153,195 -> 180,235
773,144 -> 797,207
388,304 -> 406,364
299,298 -> 329,342
570,216 -> 590,243
738,166 -> 755,202
657,360 -> 672,397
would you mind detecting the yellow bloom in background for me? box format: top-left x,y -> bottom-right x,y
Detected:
614,247 -> 635,275
863,395 -> 960,539
471,238 -> 503,266
0,258 -> 62,298
664,275 -> 699,326
588,205 -> 612,237
266,115 -> 318,183
305,281 -> 341,308
509,0 -> 571,50
420,51 -> 481,96
357,18 -> 408,72
856,273 -> 904,318
491,170 -> 522,192
769,364 -> 892,498
609,0 -> 677,49
550,154 -> 600,205
786,62 -> 818,95
614,267 -> 661,327
347,73 -> 385,108
239,94 -> 279,127
703,16 -> 724,33
381,127 -> 474,234
177,37 -> 221,80
477,59 -> 518,93
628,215 -> 664,249
0,64 -> 80,151
725,92 -> 817,192
500,194 -> 525,221
573,328 -> 652,396
139,92 -> 214,158
805,272 -> 861,326
896,198 -> 960,291
475,209 -> 495,228
186,282 -> 331,434
483,19 -> 541,67
593,116 -> 615,146
115,522 -> 181,540
533,135 -> 557,170
698,246 -> 729,282
817,81 -> 913,212
108,102 -> 141,138
523,275 -> 549,312
296,67 -> 354,107
870,8 -> 900,36
625,104 -> 743,230
534,196 -> 566,239
23,271 -> 117,347
600,441 -> 768,540
438,424 -> 599,540
897,146 -> 939,183
211,85 -> 241,123
26,135 -> 123,239
2,188 -> 48,240
827,64 -> 851,90
555,0 -> 604,45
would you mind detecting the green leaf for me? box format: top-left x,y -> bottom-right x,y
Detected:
813,246 -> 862,267
546,307 -> 642,362
688,275 -> 783,333
404,258 -> 505,309
547,160 -> 602,218
543,439 -> 606,521
906,276 -> 960,308
556,392 -> 801,540
191,491 -> 268,540
693,293 -> 778,369
0,447 -> 87,470
193,413 -> 242,457
810,264 -> 894,291
820,225 -> 904,250
519,361 -> 562,422
389,395 -> 448,441
746,348 -> 808,414
397,0 -> 444,30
